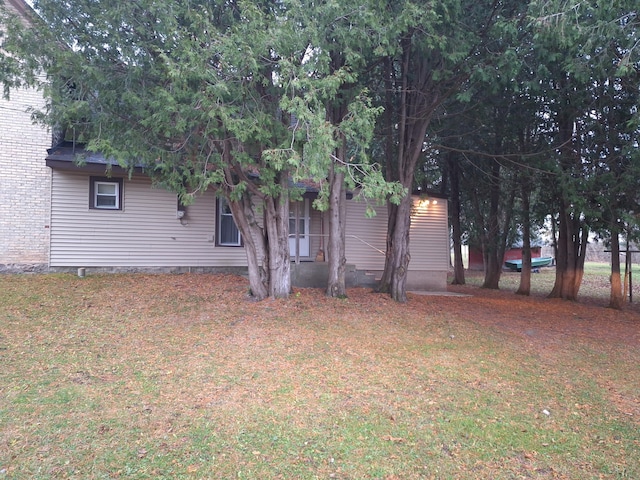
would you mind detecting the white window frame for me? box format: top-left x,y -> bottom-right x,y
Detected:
90,177 -> 123,210
217,198 -> 242,246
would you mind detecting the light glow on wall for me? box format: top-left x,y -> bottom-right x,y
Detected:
414,197 -> 438,216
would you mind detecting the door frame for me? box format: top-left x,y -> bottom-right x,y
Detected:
289,198 -> 310,258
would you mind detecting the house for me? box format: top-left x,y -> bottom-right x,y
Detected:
2,0 -> 450,290
467,242 -> 544,271
0,0 -> 52,273
45,143 -> 451,291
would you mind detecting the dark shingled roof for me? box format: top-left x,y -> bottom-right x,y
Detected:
45,143 -> 334,196
45,142 -> 143,174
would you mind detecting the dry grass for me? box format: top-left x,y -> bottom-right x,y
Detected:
463,262 -> 625,304
1,271 -> 639,479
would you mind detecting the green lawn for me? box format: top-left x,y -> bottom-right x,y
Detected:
1,272 -> 639,479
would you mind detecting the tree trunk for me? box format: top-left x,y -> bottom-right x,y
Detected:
549,83 -> 587,301
377,204 -> 396,294
377,36 -> 432,302
227,193 -> 269,300
263,178 -> 291,299
389,194 -> 413,302
623,238 -> 630,301
609,224 -> 624,309
481,162 -> 514,290
323,49 -> 350,298
548,203 -> 588,301
449,157 -> 465,285
516,182 -> 532,296
377,121 -> 429,300
326,162 -> 347,298
324,70 -> 349,298
225,167 -> 290,300
483,252 -> 501,289
549,211 -> 566,299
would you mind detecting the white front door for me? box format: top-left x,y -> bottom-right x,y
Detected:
289,199 -> 310,258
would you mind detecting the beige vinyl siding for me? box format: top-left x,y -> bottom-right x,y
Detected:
49,171 -> 248,267
49,171 -> 449,286
344,199 -> 388,270
308,208 -> 324,260
344,195 -> 449,272
408,198 -> 450,270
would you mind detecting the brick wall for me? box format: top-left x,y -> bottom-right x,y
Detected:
0,85 -> 52,270
0,0 -> 52,271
